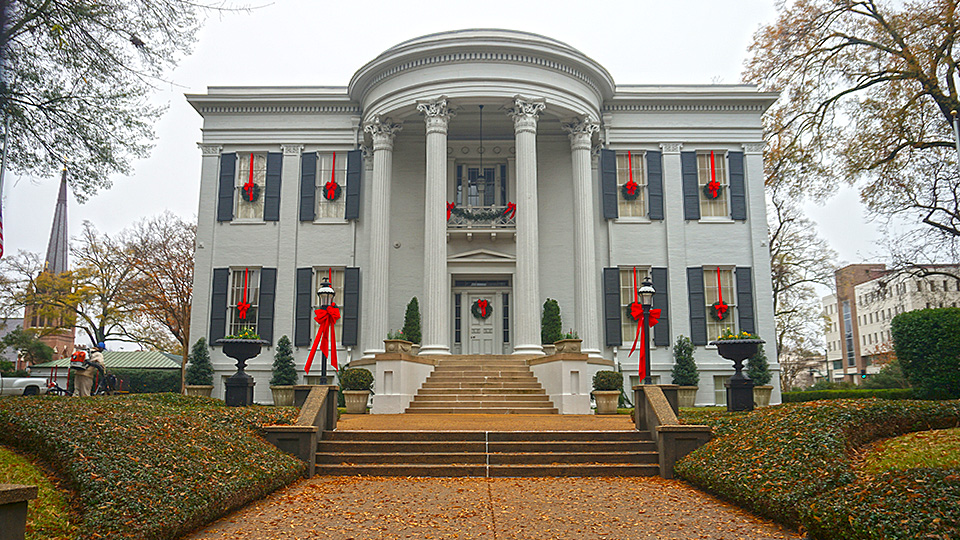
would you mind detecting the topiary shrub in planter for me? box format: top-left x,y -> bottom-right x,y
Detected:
340,368 -> 374,414
592,370 -> 623,415
671,335 -> 699,407
270,336 -> 298,406
541,298 -> 562,345
891,307 -> 960,399
185,337 -> 214,397
402,297 -> 422,345
747,344 -> 773,407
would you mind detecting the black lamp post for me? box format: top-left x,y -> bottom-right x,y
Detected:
638,276 -> 656,385
316,277 -> 336,385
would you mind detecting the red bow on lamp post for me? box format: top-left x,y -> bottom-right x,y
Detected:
305,270 -> 340,383
627,267 -> 661,383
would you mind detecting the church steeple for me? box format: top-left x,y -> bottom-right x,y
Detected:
43,168 -> 69,274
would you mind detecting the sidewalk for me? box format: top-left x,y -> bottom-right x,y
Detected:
184,476 -> 801,539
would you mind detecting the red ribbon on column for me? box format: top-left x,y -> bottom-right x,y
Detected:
447,202 -> 455,221
305,304 -> 341,374
244,154 -> 255,201
503,202 -> 517,219
714,267 -> 728,319
706,151 -> 721,198
237,268 -> 251,319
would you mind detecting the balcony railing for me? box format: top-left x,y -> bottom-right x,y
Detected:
447,204 -> 516,229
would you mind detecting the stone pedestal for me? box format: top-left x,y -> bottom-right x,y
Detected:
0,484 -> 38,540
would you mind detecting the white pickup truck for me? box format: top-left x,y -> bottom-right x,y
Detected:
0,374 -> 47,396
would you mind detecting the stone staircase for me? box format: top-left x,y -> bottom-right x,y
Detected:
315,430 -> 659,477
405,355 -> 557,414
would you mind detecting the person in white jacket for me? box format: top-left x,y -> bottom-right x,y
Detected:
74,342 -> 106,397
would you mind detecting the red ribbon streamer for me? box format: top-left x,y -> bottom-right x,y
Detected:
244,154 -> 255,201
237,268 -> 251,320
478,299 -> 488,317
706,151 -> 720,198
305,304 -> 341,374
447,202 -> 455,221
503,202 -> 516,219
625,151 -> 639,195
714,267 -> 728,319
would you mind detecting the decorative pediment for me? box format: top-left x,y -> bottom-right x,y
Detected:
448,248 -> 516,263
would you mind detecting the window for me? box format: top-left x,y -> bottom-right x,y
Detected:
235,153 -> 267,220
698,151 -> 729,218
316,153 -> 347,219
312,268 -> 345,341
617,151 -> 647,218
228,268 -> 260,336
704,268 -> 736,340
454,293 -> 462,344
714,375 -> 731,406
619,267 -> 652,342
455,163 -> 507,207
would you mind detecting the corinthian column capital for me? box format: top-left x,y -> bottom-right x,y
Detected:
561,116 -> 600,150
506,95 -> 546,134
417,96 -> 455,134
364,116 -> 403,151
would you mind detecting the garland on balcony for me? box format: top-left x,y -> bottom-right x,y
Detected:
471,299 -> 492,319
446,203 -> 517,222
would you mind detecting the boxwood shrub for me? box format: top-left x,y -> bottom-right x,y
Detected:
111,368 -> 181,393
891,308 -> 960,399
592,370 -> 623,391
0,393 -> 302,540
676,399 -> 960,534
782,388 -> 914,402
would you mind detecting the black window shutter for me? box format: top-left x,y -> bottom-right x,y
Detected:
294,268 -> 313,347
300,152 -> 317,222
681,152 -> 700,221
217,154 -> 236,222
210,268 -> 230,342
264,153 -> 282,222
647,151 -> 664,220
736,266 -> 755,334
341,267 -> 361,346
603,267 -> 622,346
651,267 -> 669,346
345,149 -> 363,220
729,151 -> 746,220
257,268 -> 277,344
600,149 -> 618,220
687,267 -> 707,345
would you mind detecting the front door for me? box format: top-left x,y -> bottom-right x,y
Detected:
465,293 -> 497,355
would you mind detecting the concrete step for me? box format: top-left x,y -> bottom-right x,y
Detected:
315,464 -> 486,477
406,400 -> 554,409
412,393 -> 550,402
404,407 -> 561,414
314,463 -> 660,477
322,431 -> 650,442
420,381 -> 545,389
425,374 -> 539,382
316,451 -> 657,466
416,388 -> 547,395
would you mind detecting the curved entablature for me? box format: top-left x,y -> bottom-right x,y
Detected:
349,29 -> 615,123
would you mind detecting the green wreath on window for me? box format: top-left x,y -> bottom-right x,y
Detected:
702,181 -> 722,200
241,183 -> 261,203
711,301 -> 730,321
323,181 -> 342,201
621,180 -> 641,201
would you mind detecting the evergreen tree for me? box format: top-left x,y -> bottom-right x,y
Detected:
270,335 -> 298,386
671,335 -> 699,386
747,344 -> 772,386
541,299 -> 562,344
185,338 -> 214,386
402,297 -> 422,344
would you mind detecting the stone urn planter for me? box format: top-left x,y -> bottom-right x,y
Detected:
270,385 -> 296,407
677,386 -> 698,408
592,390 -> 620,415
343,390 -> 371,414
383,339 -> 413,354
216,338 -> 267,407
754,385 -> 773,408
710,338 -> 764,412
184,385 -> 213,398
542,344 -> 556,356
554,338 -> 582,354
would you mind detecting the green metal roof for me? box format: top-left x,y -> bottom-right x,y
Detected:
33,351 -> 180,370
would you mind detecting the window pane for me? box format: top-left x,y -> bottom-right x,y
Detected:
617,152 -> 647,218
697,151 -> 729,218
619,267 -> 651,343
704,267 -> 736,340
316,153 -> 347,219
235,153 -> 267,220
228,268 -> 260,336
312,268 -> 345,342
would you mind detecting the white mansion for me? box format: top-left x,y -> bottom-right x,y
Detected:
187,29 -> 780,408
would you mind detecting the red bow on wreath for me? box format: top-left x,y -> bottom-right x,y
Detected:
243,154 -> 256,201
447,202 -> 455,221
625,151 -> 639,195
324,180 -> 339,200
705,151 -> 721,198
627,268 -> 661,382
478,299 -> 489,317
503,202 -> 517,220
237,268 -> 251,319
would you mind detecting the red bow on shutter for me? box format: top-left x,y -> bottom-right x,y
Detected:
305,304 -> 341,374
478,299 -> 488,317
503,202 -> 517,220
447,202 -> 455,221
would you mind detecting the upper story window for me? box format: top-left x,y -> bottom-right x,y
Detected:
698,151 -> 729,218
235,153 -> 267,220
228,267 -> 260,336
617,151 -> 647,218
449,163 -> 514,229
316,153 -> 347,219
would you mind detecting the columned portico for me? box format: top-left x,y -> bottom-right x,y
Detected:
417,97 -> 453,356
508,96 -> 546,356
562,116 -> 602,359
362,116 -> 402,358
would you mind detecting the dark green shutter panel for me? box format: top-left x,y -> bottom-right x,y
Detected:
681,152 -> 700,220
736,267 -> 755,334
600,149 -> 618,220
345,150 -> 363,220
264,153 -> 282,222
294,268 -> 313,347
647,151 -> 664,220
729,151 -> 746,220
687,267 -> 707,345
651,267 -> 669,347
341,267 -> 361,346
217,154 -> 236,222
300,152 -> 316,222
257,268 -> 277,344
603,267 -> 622,346
210,268 -> 229,342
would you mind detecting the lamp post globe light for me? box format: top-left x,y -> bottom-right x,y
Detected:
317,277 -> 336,384
638,276 -> 656,385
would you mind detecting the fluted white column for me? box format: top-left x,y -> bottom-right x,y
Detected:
508,96 -> 546,356
562,116 -> 602,359
362,116 -> 402,357
417,97 -> 453,355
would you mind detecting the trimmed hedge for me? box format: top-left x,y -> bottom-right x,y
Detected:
592,370 -> 623,391
892,308 -> 960,399
0,393 -> 302,540
676,399 -> 960,538
782,388 -> 914,402
112,368 -> 180,394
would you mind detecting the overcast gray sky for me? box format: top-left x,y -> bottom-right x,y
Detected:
3,0 -> 882,267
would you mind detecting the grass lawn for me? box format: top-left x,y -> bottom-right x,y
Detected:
860,426 -> 960,474
0,446 -> 79,540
